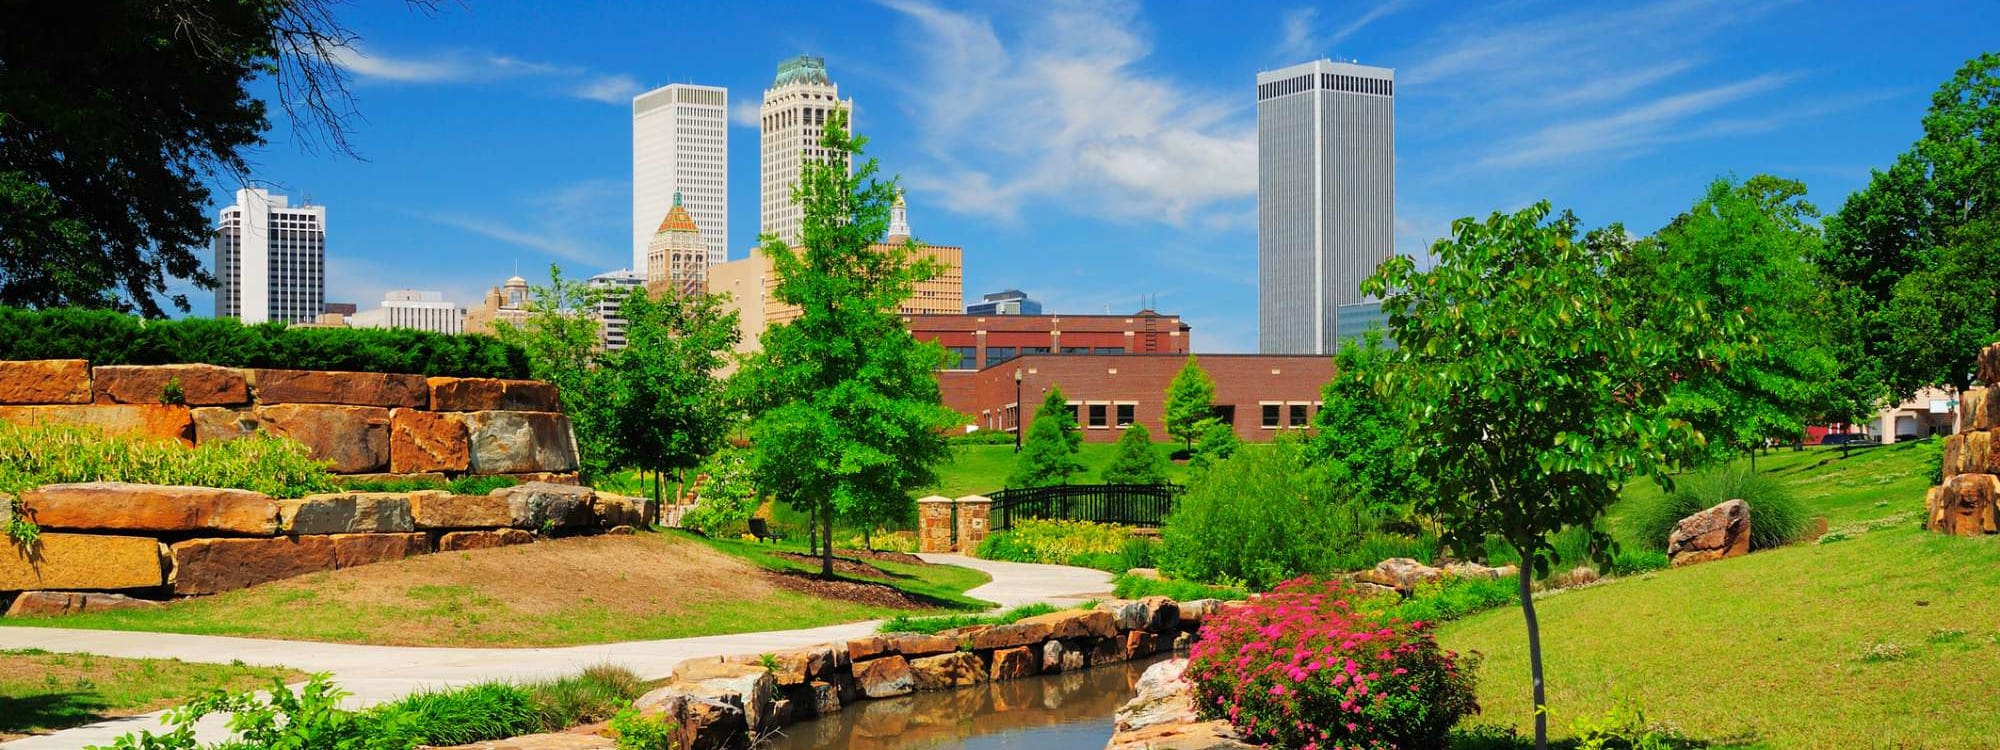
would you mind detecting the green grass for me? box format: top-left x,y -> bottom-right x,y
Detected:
923,442 -> 1198,498
1112,572 -> 1247,601
878,602 -> 1064,634
0,649 -> 302,738
1440,440 -> 1986,748
687,533 -> 995,611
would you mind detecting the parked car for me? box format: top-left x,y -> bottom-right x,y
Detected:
1818,433 -> 1870,446
1896,433 -> 1922,442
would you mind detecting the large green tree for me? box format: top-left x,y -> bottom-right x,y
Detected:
1162,355 -> 1217,450
737,112 -> 961,578
1364,202 -> 1742,749
1101,422 -> 1168,485
1306,329 -> 1424,527
495,264 -> 619,480
606,285 -> 740,503
1008,386 -> 1086,488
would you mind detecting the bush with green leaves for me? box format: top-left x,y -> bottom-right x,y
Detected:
1112,571 -> 1247,601
973,518 -> 1134,567
678,447 -> 760,536
1634,464 -> 1808,552
1,423 -> 339,502
1159,438 -> 1360,589
609,708 -> 678,750
949,430 -> 1018,445
0,306 -> 528,378
1101,423 -> 1169,485
1372,575 -> 1520,624
1185,417 -> 1240,474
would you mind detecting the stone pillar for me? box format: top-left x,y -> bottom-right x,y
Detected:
955,495 -> 993,553
918,495 -> 956,553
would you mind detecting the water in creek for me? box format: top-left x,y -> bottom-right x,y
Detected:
764,656 -> 1168,750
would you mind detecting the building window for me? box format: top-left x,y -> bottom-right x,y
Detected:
1115,403 -> 1136,428
945,346 -> 976,370
988,346 -> 1018,365
1088,403 -> 1109,429
1261,403 -> 1282,429
1289,403 -> 1310,428
1065,402 -> 1081,425
1021,346 -> 1051,356
1095,347 -> 1124,355
1062,346 -> 1093,354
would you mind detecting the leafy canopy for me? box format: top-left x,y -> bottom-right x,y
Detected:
1102,422 -> 1169,485
605,284 -> 740,495
1009,385 -> 1086,488
1163,355 -> 1217,449
1307,329 -> 1425,526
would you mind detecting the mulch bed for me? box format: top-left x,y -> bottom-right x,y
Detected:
772,552 -> 885,578
761,570 -> 935,610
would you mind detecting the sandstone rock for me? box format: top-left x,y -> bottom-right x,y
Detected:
22,482 -> 277,535
1116,659 -> 1198,731
390,409 -> 469,473
590,494 -> 647,528
1550,566 -> 1601,589
846,635 -> 891,662
497,482 -> 595,529
1091,635 -> 1129,665
768,646 -> 835,686
330,532 -> 429,568
1041,640 -> 1072,673
1927,473 -> 2000,536
428,378 -> 562,413
465,411 -> 579,474
989,646 -> 1039,680
0,360 -> 90,404
880,632 -> 959,658
409,492 -> 512,529
1354,557 -> 1446,592
438,529 -> 536,551
0,533 -> 166,591
92,365 -> 248,406
6,590 -> 163,617
503,472 -> 580,485
0,404 -> 193,444
632,685 -> 744,750
428,732 -> 615,750
250,369 -> 427,408
1125,630 -> 1160,658
1981,343 -> 2000,389
194,404 -> 390,474
1138,596 -> 1182,632
278,493 -> 415,534
1177,599 -> 1222,628
1961,387 -> 1993,432
170,536 -> 335,595
909,651 -> 987,691
341,471 -> 448,486
1108,721 -> 1260,750
1667,498 -> 1752,566
967,620 -> 1053,651
1444,561 -> 1520,580
853,656 -> 915,698
1016,608 -> 1117,640
807,680 -> 842,714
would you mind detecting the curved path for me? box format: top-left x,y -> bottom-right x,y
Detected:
0,555 -> 1112,749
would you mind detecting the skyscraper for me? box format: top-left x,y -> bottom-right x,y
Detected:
760,55 -> 852,247
646,190 -> 708,297
214,187 -> 326,324
633,83 -> 728,274
1256,60 -> 1395,355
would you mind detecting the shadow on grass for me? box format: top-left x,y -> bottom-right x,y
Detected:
1448,725 -> 1761,749
0,691 -> 114,736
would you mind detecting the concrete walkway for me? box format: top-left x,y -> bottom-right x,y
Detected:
0,555 -> 1112,749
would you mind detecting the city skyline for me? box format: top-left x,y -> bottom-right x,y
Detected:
213,187 -> 326,325
631,82 -> 730,273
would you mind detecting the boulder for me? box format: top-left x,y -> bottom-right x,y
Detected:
1961,387 -> 1993,432
845,635 -> 891,662
1443,561 -> 1520,581
92,364 -> 248,406
1125,630 -> 1160,658
1106,659 -> 1258,750
465,411 -> 580,474
1042,639 -> 1085,673
807,680 -> 842,715
0,404 -> 193,444
880,632 -> 959,658
908,651 -> 987,691
989,646 -> 1040,680
966,620 -> 1053,651
1177,599 -> 1222,628
438,529 -> 536,551
852,655 -> 915,698
497,482 -> 595,530
1981,343 -> 2000,389
428,733 -> 615,750
22,482 -> 277,535
767,646 -> 835,686
1138,596 -> 1182,632
428,377 -> 562,413
591,494 -> 648,528
1016,608 -> 1117,640
1354,557 -> 1446,592
250,369 -> 427,408
5,590 -> 163,617
1927,473 -> 2000,536
1091,635 -> 1129,665
278,493 -> 415,534
632,686 -> 745,750
389,409 -> 469,473
1667,499 -> 1753,566
409,492 -> 513,529
170,536 -> 336,595
330,532 -> 429,568
194,404 -> 390,474
0,533 -> 166,591
0,359 -> 90,404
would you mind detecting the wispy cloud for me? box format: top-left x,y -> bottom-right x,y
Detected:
730,99 -> 762,128
415,180 -> 627,267
1277,1 -> 1411,62
879,0 -> 1254,225
1481,73 -> 1798,168
332,44 -> 641,105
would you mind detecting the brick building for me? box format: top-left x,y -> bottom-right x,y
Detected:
909,310 -> 1190,371
939,353 -> 1334,444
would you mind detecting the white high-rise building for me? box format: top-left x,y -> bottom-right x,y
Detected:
349,290 -> 464,334
760,56 -> 852,247
587,269 -> 646,350
633,83 -> 728,274
1256,60 -> 1395,355
214,187 -> 326,324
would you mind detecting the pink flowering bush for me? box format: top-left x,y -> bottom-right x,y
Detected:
1185,576 -> 1479,749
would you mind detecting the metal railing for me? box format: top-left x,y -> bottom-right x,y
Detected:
987,483 -> 1183,529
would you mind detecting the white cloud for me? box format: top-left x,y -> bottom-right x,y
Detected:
880,0 -> 1255,225
1480,73 -> 1798,168
572,74 -> 643,104
1276,1 -> 1411,63
730,99 -> 762,128
332,44 -> 637,106
415,180 -> 628,268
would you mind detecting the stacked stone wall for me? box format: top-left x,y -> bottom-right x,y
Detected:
1926,343 -> 2000,536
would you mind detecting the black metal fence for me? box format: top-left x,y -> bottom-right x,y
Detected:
987,483 -> 1184,529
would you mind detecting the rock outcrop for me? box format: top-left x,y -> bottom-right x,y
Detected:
1667,498 -> 1752,566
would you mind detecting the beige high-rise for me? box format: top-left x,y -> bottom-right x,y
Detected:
759,56 -> 852,247
645,191 -> 708,298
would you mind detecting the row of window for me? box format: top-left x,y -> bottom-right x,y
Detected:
943,346 -> 1128,370
1257,73 -> 1394,101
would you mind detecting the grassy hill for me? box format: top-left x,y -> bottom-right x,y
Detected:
1441,440 -> 1991,748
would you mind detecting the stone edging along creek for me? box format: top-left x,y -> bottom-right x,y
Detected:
588,596 -> 1228,750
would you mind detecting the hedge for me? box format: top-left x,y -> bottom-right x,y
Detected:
0,306 -> 529,378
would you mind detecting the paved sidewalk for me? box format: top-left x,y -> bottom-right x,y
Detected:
0,555 -> 1112,748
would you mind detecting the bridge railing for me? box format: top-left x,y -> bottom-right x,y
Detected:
987,483 -> 1184,529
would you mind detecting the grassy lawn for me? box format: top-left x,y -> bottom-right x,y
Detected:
1441,439 -> 1978,748
2,532 -> 990,648
0,648 -> 302,740
683,534 -> 993,610
924,442 -> 1198,498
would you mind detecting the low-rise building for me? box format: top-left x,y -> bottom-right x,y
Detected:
909,310 -> 1190,371
940,353 -> 1334,444
966,289 -> 1042,316
349,290 -> 465,335
464,275 -> 532,336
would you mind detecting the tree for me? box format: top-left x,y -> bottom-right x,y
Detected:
1363,202 -> 1741,749
736,111 -> 962,579
606,285 -> 740,503
1163,355 -> 1217,451
1008,386 -> 1086,488
494,264 -> 620,480
0,1 -> 406,316
1306,329 -> 1424,527
1102,423 -> 1169,485
1186,418 -> 1240,475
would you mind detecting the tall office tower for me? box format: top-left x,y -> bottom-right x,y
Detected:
633,83 -> 728,274
1255,60 -> 1395,355
349,290 -> 465,334
214,187 -> 326,324
587,269 -> 646,350
645,191 -> 709,298
759,55 -> 852,247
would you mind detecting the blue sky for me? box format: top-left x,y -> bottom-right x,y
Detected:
215,0 -> 1997,352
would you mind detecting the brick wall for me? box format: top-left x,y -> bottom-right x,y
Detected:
942,353 -> 1334,443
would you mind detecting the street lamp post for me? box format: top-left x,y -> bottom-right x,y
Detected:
1014,367 -> 1024,453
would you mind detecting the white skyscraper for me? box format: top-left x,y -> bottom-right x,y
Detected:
349,290 -> 465,334
1256,60 -> 1395,355
214,187 -> 326,324
760,56 -> 852,247
633,83 -> 728,274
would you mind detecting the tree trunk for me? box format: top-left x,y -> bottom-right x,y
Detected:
820,504 -> 835,579
1516,544 -> 1549,750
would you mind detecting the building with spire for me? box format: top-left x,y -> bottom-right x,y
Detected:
633,82 -> 728,274
464,274 -> 531,336
759,56 -> 852,247
645,191 -> 708,298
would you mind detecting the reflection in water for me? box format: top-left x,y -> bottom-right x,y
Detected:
766,656 -> 1168,750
